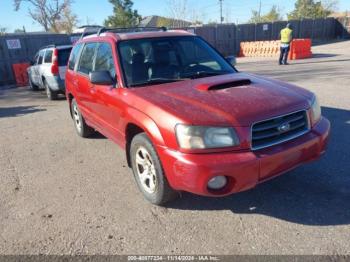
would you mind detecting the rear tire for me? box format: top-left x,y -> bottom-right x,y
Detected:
44,80 -> 58,100
130,133 -> 178,205
71,98 -> 94,138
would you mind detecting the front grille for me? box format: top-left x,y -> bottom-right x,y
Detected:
251,110 -> 309,150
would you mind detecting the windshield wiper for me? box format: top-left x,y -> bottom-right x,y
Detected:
129,78 -> 186,87
182,71 -> 230,79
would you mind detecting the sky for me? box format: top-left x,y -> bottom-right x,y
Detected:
0,0 -> 349,32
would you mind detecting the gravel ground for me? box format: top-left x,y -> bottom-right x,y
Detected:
0,40 -> 349,255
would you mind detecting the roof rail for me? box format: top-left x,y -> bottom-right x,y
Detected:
96,26 -> 167,36
40,44 -> 56,49
80,25 -> 104,39
78,25 -> 104,29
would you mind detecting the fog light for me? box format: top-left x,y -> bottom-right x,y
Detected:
207,176 -> 227,190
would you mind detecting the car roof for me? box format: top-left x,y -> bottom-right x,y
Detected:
41,45 -> 72,51
56,45 -> 73,50
79,30 -> 195,43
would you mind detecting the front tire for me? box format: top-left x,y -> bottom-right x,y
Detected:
130,133 -> 178,205
29,77 -> 39,91
71,98 -> 94,138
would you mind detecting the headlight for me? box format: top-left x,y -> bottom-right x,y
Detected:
175,125 -> 240,149
310,95 -> 321,126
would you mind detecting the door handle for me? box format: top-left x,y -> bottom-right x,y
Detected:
90,84 -> 96,93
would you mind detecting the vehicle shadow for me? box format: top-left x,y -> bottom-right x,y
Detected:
167,106 -> 350,226
311,53 -> 338,59
291,58 -> 350,65
54,95 -> 67,101
89,131 -> 107,139
0,106 -> 46,118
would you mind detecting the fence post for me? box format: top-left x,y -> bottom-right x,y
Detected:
271,22 -> 274,40
234,24 -> 238,55
215,24 -> 218,50
254,23 -> 257,41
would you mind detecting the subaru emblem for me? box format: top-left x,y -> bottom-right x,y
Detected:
278,122 -> 291,133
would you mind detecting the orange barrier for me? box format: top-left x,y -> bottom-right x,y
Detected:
239,39 -> 312,60
12,63 -> 30,86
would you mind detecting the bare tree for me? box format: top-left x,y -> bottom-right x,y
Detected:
14,0 -> 73,32
322,0 -> 339,11
55,5 -> 79,33
167,0 -> 189,27
84,16 -> 96,26
0,26 -> 7,35
189,9 -> 204,25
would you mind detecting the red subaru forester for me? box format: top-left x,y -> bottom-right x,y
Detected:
65,28 -> 330,205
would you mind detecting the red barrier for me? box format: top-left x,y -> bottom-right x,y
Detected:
289,39 -> 312,60
12,63 -> 30,87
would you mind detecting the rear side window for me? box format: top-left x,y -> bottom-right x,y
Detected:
77,43 -> 97,75
38,50 -> 45,65
44,50 -> 53,63
68,44 -> 83,71
94,43 -> 116,78
58,48 -> 72,66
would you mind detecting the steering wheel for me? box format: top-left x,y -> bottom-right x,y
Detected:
180,63 -> 212,77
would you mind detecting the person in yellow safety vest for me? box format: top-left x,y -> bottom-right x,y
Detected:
279,23 -> 293,65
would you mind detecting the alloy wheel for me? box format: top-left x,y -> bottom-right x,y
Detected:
135,146 -> 157,194
73,103 -> 82,132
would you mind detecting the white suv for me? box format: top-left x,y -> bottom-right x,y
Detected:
27,45 -> 72,100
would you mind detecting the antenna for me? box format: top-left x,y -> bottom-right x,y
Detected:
219,0 -> 224,24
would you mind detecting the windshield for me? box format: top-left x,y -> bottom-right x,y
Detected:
118,36 -> 236,87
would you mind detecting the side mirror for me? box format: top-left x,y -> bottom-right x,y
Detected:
29,60 -> 35,66
226,56 -> 237,66
89,70 -> 114,85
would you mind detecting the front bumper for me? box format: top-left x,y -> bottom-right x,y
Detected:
158,117 -> 330,196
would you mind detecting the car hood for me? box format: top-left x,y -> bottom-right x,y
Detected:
129,73 -> 313,127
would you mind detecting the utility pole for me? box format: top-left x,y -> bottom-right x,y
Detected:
219,0 -> 224,24
258,0 -> 262,23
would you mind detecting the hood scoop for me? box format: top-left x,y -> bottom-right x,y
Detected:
197,79 -> 252,91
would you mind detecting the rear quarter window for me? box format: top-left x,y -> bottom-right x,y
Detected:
58,48 -> 72,67
44,50 -> 53,63
38,50 -> 45,65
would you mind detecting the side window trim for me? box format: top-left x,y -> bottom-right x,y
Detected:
72,43 -> 84,72
92,42 -> 99,72
34,52 -> 39,65
37,50 -> 41,65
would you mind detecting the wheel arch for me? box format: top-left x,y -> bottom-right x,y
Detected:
125,123 -> 145,167
124,108 -> 165,167
67,93 -> 74,118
